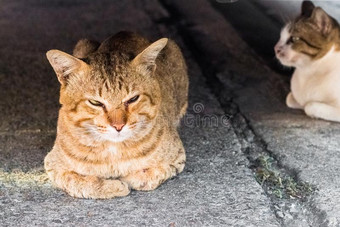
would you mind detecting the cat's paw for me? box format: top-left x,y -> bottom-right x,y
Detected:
304,102 -> 340,122
78,179 -> 130,199
98,180 -> 130,199
121,168 -> 166,191
304,102 -> 322,119
286,92 -> 303,109
60,172 -> 130,199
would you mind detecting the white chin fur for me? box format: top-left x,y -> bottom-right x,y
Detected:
277,56 -> 295,67
80,123 -> 133,143
277,50 -> 311,68
99,126 -> 133,142
96,121 -> 153,143
80,116 -> 153,144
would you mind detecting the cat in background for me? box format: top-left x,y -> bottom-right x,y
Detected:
275,0 -> 340,122
44,31 -> 188,199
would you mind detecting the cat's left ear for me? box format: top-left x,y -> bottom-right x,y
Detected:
46,50 -> 89,85
131,38 -> 168,74
311,7 -> 333,35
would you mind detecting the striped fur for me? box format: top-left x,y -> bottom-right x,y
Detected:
44,32 -> 188,199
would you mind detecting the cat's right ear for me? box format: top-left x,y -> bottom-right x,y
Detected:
46,50 -> 89,85
310,7 -> 333,36
301,0 -> 315,17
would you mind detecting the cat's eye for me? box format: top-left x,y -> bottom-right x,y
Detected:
290,36 -> 300,43
125,95 -> 140,105
88,99 -> 104,107
292,36 -> 300,42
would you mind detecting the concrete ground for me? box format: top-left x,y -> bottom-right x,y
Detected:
0,0 -> 339,226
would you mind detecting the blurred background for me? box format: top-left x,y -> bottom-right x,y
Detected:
212,0 -> 340,73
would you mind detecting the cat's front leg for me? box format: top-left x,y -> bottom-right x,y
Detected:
121,143 -> 186,191
305,102 -> 340,122
286,92 -> 303,109
45,151 -> 130,199
48,170 -> 130,199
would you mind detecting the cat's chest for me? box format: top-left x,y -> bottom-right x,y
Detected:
291,69 -> 337,106
69,145 -> 152,177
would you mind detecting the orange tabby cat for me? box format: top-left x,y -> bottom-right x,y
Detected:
44,31 -> 188,199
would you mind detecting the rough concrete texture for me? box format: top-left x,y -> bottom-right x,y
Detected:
0,0 -> 282,226
161,0 -> 340,226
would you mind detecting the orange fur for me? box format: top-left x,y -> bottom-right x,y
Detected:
44,32 -> 188,199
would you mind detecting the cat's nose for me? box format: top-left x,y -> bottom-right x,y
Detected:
274,44 -> 282,54
112,123 -> 125,132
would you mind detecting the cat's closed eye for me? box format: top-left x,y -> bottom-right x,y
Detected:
88,99 -> 105,107
125,95 -> 140,106
87,95 -> 140,109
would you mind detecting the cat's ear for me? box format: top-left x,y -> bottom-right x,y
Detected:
73,39 -> 100,58
311,7 -> 333,35
301,1 -> 315,17
46,50 -> 89,85
131,38 -> 168,74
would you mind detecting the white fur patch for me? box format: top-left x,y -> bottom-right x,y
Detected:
280,25 -> 291,45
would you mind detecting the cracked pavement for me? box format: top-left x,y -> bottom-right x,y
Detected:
1,0 -> 340,226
